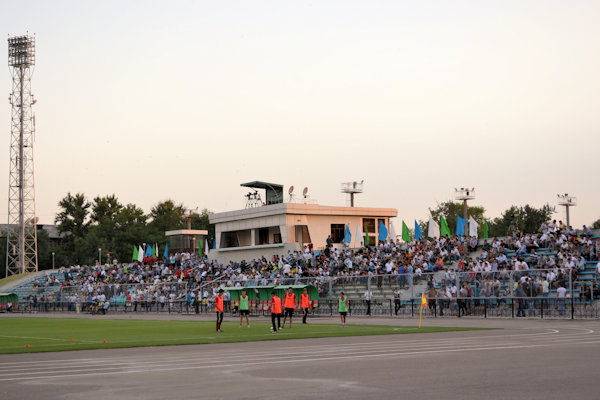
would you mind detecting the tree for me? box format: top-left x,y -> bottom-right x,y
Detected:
112,204 -> 150,262
191,208 -> 215,244
149,200 -> 187,234
55,193 -> 91,237
82,202 -> 152,264
591,218 -> 600,230
90,194 -> 123,224
488,204 -> 555,236
427,201 -> 486,236
55,193 -> 91,264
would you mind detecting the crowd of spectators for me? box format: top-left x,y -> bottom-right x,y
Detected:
20,219 -> 600,315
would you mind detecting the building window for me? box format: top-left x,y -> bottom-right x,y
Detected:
363,218 -> 375,235
220,231 -> 239,248
258,228 -> 269,245
330,224 -> 345,243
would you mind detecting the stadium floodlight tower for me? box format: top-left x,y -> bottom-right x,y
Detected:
5,34 -> 38,276
557,193 -> 576,228
341,180 -> 363,207
454,187 -> 475,219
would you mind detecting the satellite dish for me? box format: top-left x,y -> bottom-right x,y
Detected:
288,186 -> 294,195
302,187 -> 308,197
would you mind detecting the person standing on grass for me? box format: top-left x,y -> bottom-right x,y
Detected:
270,291 -> 283,333
238,289 -> 251,328
300,288 -> 311,324
282,287 -> 297,329
215,289 -> 225,333
339,292 -> 349,327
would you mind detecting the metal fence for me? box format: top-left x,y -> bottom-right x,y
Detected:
5,267 -> 599,319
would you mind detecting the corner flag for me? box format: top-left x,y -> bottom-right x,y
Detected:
419,292 -> 428,328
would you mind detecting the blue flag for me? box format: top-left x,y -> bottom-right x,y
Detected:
344,224 -> 352,244
456,215 -> 467,236
378,220 -> 388,241
414,220 -> 423,240
145,245 -> 153,257
163,242 -> 169,259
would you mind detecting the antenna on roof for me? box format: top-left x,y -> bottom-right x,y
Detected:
341,181 -> 363,207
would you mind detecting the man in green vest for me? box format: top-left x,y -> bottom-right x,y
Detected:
238,289 -> 250,328
338,292 -> 349,328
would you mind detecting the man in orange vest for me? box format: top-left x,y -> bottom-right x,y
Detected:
282,287 -> 297,329
300,287 -> 311,324
270,291 -> 282,333
215,289 -> 224,333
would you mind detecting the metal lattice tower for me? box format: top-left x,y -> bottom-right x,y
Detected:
5,34 -> 38,276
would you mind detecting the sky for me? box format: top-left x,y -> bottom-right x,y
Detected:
1,0 -> 598,228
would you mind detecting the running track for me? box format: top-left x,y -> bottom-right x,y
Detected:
1,318 -> 599,400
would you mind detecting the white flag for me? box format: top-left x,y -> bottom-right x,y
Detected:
469,216 -> 479,238
427,218 -> 440,239
355,224 -> 364,245
137,245 -> 144,262
389,221 -> 397,242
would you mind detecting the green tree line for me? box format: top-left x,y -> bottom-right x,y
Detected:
417,201 -> 556,239
0,193 -> 215,274
51,193 -> 214,266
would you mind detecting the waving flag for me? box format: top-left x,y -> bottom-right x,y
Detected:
389,221 -> 397,241
378,220 -> 388,242
469,216 -> 479,237
440,216 -> 451,238
402,221 -> 411,242
456,215 -> 467,236
356,224 -> 364,245
414,220 -> 423,240
428,218 -> 440,238
344,224 -> 352,244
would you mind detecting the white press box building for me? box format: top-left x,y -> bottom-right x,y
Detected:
208,181 -> 397,263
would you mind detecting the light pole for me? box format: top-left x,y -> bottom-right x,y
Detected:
52,252 -> 55,270
557,194 -> 576,228
98,248 -> 101,265
454,187 -> 475,220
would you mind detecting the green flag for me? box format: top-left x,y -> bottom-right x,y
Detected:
484,219 -> 489,239
152,244 -> 157,257
365,226 -> 370,246
440,216 -> 451,238
132,245 -> 138,261
198,239 -> 204,257
401,220 -> 411,242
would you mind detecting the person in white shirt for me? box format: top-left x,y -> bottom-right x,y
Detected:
364,289 -> 373,316
556,285 -> 567,316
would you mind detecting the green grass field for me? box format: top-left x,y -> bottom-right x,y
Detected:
0,318 -> 485,354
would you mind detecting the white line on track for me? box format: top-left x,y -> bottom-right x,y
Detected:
0,328 -> 598,380
0,327 -> 593,370
1,337 -> 599,382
